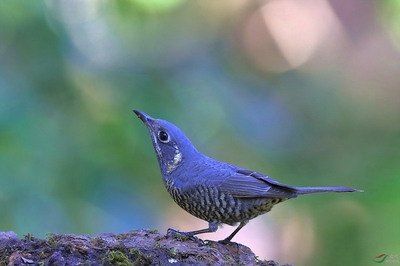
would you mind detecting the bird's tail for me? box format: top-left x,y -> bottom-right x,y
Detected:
296,186 -> 363,195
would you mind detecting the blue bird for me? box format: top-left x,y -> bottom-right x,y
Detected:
134,110 -> 362,243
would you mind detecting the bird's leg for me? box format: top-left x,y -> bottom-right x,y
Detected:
167,222 -> 218,243
219,221 -> 248,244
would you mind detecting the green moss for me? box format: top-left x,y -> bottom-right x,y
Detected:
107,250 -> 133,266
90,237 -> 104,247
39,251 -> 47,259
129,248 -> 142,265
169,247 -> 178,257
172,234 -> 191,242
45,233 -> 57,248
45,232 -> 54,240
224,254 -> 234,262
127,248 -> 151,266
153,241 -> 161,249
148,228 -> 159,234
77,261 -> 92,266
129,248 -> 138,255
195,254 -> 213,264
115,233 -> 130,240
24,233 -> 34,241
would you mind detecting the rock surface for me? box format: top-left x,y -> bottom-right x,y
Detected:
0,230 -> 292,265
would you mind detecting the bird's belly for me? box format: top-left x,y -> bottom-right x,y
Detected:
167,185 -> 287,225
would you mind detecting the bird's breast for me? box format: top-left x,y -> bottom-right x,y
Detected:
163,179 -> 287,225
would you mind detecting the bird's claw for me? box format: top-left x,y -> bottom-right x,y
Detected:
218,239 -> 230,245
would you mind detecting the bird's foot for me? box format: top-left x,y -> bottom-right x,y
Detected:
218,235 -> 237,245
218,239 -> 231,245
167,228 -> 205,245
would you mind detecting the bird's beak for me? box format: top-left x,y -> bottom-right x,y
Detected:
134,110 -> 163,157
133,110 -> 154,127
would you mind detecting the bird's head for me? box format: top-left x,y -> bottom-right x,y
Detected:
134,110 -> 199,175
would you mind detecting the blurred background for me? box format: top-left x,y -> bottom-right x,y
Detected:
1,0 -> 399,265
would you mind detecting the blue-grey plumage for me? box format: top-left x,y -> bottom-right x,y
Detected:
133,110 -> 363,243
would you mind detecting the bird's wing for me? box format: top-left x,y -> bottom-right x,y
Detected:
218,169 -> 298,199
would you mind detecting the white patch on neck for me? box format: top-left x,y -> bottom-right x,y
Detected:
167,145 -> 183,174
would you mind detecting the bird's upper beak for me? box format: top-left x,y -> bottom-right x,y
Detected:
133,110 -> 154,127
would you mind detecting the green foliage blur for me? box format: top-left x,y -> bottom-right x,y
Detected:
1,1 -> 399,265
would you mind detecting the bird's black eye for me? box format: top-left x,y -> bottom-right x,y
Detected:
158,131 -> 170,143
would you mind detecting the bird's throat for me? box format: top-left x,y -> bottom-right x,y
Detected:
166,145 -> 183,174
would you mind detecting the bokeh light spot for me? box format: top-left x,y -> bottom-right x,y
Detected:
132,0 -> 184,13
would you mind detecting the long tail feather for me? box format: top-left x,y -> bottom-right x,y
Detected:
296,186 -> 363,195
